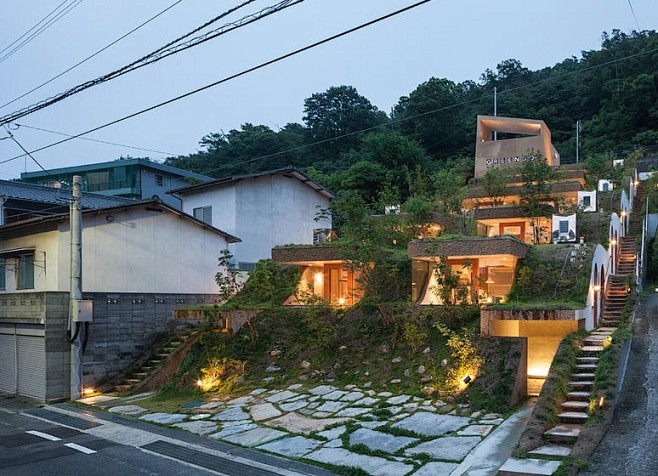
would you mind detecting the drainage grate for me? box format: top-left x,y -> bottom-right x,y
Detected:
24,408 -> 102,430
142,440 -> 281,476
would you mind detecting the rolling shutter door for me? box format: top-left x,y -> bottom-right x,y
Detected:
0,333 -> 17,394
17,335 -> 45,400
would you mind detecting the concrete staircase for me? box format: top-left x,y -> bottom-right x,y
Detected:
114,329 -> 198,393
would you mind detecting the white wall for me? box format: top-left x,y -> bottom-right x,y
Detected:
0,230 -> 59,293
181,186 -> 237,235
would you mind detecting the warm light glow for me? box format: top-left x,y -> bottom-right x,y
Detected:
635,181 -> 640,186
338,297 -> 346,306
593,285 -> 601,292
314,272 -> 323,284
599,396 -> 605,408
485,277 -> 495,285
82,387 -> 96,395
621,210 -> 627,217
196,379 -> 203,387
610,239 -> 617,246
463,375 -> 472,384
528,363 -> 551,378
486,296 -> 493,304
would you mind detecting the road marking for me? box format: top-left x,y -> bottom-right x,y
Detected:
26,430 -> 61,441
64,442 -> 97,454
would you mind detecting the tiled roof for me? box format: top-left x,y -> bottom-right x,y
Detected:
0,180 -> 132,209
474,204 -> 556,220
272,245 -> 343,263
467,180 -> 583,199
168,166 -> 334,199
408,235 -> 529,259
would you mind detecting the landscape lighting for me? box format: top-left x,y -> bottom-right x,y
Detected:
599,396 -> 605,408
593,285 -> 601,291
338,297 -> 346,306
314,273 -> 323,284
463,375 -> 472,384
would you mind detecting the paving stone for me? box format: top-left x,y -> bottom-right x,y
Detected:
265,390 -> 299,403
306,448 -> 413,476
298,408 -> 315,416
358,420 -> 382,429
322,390 -> 348,401
227,395 -> 254,406
413,461 -> 459,476
257,435 -> 324,458
140,413 -> 187,424
265,412 -> 348,434
528,444 -> 572,457
405,436 -> 480,461
250,388 -> 268,395
312,411 -> 333,418
250,403 -> 282,421
279,400 -> 309,412
498,457 -> 561,475
324,439 -> 343,448
77,395 -> 119,405
189,413 -> 212,421
392,412 -> 471,437
316,401 -> 349,413
223,427 -> 288,447
349,428 -> 418,452
307,402 -> 320,409
261,377 -> 275,383
457,424 -> 494,437
221,419 -> 253,427
402,402 -> 418,409
281,393 -> 308,403
318,426 -> 346,439
309,385 -> 338,396
340,391 -> 365,402
388,407 -> 404,415
209,423 -> 258,439
387,395 -> 412,405
417,405 -> 437,412
378,391 -> 393,397
287,383 -> 303,390
336,407 -> 370,417
173,420 -> 219,435
353,397 -> 379,406
212,406 -> 251,421
108,405 -> 147,415
482,413 -> 502,419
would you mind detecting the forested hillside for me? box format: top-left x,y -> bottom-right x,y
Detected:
164,30 -> 658,209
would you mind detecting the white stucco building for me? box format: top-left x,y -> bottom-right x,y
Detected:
170,167 -> 334,270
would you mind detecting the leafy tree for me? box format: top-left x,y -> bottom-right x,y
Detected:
518,154 -> 559,244
480,167 -> 507,206
303,85 -> 387,163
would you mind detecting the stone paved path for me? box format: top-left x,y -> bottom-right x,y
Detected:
84,383 -> 522,475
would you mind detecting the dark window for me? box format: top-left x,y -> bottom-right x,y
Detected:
17,254 -> 34,289
193,206 -> 212,225
559,220 -> 569,234
0,257 -> 5,289
582,196 -> 591,207
155,174 -> 164,187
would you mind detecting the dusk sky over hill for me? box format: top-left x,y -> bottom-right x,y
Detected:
1,0 -> 656,179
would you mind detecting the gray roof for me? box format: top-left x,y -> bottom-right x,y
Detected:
0,179 -> 132,209
168,166 -> 335,199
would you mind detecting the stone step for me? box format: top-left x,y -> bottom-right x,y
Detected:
133,372 -> 148,378
545,424 -> 583,443
149,360 -> 162,365
580,346 -> 605,353
598,327 -> 618,332
124,379 -> 141,384
569,381 -> 594,390
114,384 -> 132,393
528,444 -> 572,458
498,457 -> 562,476
571,373 -> 596,380
600,321 -> 620,326
577,357 -> 600,364
575,364 -> 597,371
562,400 -> 590,411
558,411 -> 589,423
156,353 -> 170,359
567,391 -> 591,401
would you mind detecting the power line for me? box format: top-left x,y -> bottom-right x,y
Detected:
627,0 -> 641,31
0,0 -> 302,126
0,1 -> 84,65
0,0 -> 185,111
0,0 -> 434,166
0,0 -> 70,56
3,126 -> 51,175
13,123 -> 182,156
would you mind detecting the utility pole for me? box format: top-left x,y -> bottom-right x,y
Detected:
576,120 -> 581,164
69,175 -> 83,400
493,87 -> 498,141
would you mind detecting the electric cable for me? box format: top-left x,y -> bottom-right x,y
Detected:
14,123 -> 181,156
0,0 -> 71,56
2,125 -> 51,175
627,0 -> 641,31
0,0 -> 434,165
0,1 -> 84,65
0,0 -> 185,111
0,0 -> 302,126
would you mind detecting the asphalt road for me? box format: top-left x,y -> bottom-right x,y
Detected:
583,293 -> 658,475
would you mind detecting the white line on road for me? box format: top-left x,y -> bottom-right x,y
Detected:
64,442 -> 97,454
26,430 -> 61,441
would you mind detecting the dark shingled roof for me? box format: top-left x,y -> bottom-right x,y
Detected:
474,204 -> 556,221
467,181 -> 583,199
272,245 -> 343,263
0,179 -> 132,209
408,235 -> 529,259
637,157 -> 658,173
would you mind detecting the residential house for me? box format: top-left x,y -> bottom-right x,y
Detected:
20,158 -> 212,208
0,199 -> 239,401
170,167 -> 334,271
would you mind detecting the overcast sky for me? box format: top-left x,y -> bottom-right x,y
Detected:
0,0 -> 655,180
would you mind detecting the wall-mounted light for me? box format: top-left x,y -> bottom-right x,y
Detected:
620,210 -> 627,217
106,215 -> 115,223
610,239 -> 617,246
314,272 -> 323,284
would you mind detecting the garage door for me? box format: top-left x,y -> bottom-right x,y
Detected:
0,333 -> 17,394
17,335 -> 46,400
